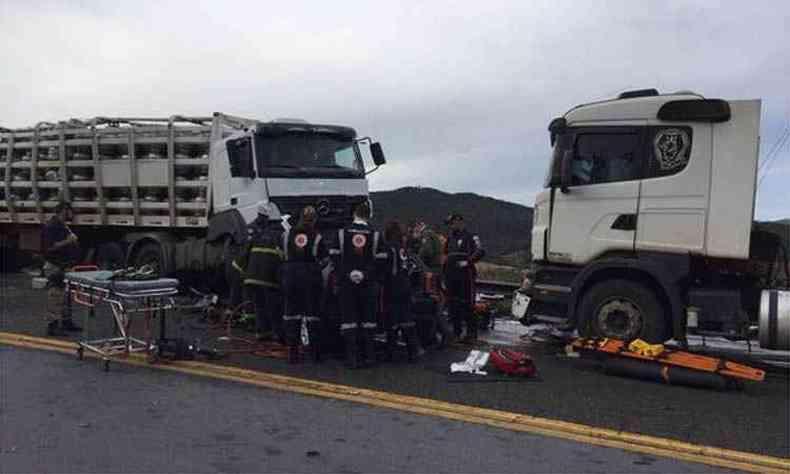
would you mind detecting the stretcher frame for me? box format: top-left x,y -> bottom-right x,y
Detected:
64,274 -> 178,370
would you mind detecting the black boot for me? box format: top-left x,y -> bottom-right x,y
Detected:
361,329 -> 377,367
384,329 -> 397,362
404,325 -> 421,363
287,345 -> 301,364
463,315 -> 478,343
46,320 -> 65,337
306,321 -> 321,363
451,313 -> 463,342
344,332 -> 361,369
60,319 -> 82,332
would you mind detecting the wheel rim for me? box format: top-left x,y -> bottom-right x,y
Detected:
595,298 -> 643,340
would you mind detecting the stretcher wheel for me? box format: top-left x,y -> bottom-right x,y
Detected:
76,346 -> 84,360
147,346 -> 161,364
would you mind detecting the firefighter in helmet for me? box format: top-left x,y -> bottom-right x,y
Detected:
231,201 -> 284,341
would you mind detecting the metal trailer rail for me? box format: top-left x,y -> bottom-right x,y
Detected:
64,272 -> 178,371
0,113 -> 250,228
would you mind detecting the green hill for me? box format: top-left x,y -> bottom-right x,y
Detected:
370,187 -> 533,259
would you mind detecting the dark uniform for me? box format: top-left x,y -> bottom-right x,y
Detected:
232,217 -> 284,339
41,205 -> 82,334
443,228 -> 484,341
331,219 -> 386,367
281,225 -> 327,362
381,241 -> 420,362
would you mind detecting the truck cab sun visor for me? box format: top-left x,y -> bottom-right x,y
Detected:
657,99 -> 731,123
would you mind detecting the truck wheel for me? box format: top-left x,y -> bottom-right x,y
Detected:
578,279 -> 667,343
133,242 -> 164,276
96,242 -> 125,270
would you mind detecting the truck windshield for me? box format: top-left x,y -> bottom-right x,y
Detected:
255,132 -> 364,178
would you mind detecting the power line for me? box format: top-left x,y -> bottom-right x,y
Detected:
758,127 -> 790,187
759,126 -> 789,171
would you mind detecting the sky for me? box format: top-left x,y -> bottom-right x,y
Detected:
1,0 -> 788,220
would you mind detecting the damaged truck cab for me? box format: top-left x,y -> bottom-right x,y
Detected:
0,113 -> 386,290
526,89 -> 789,350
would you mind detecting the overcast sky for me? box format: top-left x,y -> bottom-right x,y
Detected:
1,0 -> 788,219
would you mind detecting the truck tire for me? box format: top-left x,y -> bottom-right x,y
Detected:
578,279 -> 667,343
133,242 -> 164,276
96,242 -> 125,270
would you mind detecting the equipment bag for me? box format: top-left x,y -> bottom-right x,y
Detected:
489,349 -> 537,377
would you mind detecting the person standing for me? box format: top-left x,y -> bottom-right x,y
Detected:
281,206 -> 327,364
231,202 -> 284,341
41,201 -> 82,335
442,213 -> 485,342
331,202 -> 386,368
381,221 -> 420,362
415,221 -> 443,272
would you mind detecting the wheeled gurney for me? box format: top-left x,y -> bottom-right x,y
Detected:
64,270 -> 179,370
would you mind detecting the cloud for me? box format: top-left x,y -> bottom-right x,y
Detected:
1,0 -> 788,218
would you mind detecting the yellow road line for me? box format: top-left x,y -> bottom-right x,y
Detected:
1,331 -> 788,473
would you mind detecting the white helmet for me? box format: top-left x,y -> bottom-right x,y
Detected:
257,200 -> 274,217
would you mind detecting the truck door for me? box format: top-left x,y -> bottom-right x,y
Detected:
635,124 -> 711,255
548,127 -> 644,265
212,136 -> 259,220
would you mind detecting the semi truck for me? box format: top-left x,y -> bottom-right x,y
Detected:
524,89 -> 789,350
0,113 -> 386,288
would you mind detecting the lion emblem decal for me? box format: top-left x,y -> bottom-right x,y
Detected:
653,128 -> 690,171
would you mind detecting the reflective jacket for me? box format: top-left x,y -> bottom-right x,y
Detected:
282,226 -> 326,264
331,220 -> 386,284
233,222 -> 283,288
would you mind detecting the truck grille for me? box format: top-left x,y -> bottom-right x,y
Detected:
270,195 -> 367,228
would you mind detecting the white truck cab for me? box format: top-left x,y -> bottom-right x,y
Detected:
0,112 -> 386,289
210,116 -> 383,227
526,89 -> 788,350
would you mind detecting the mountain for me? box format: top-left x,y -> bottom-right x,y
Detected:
370,187 -> 533,260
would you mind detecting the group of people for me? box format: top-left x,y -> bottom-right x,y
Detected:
38,199 -> 486,368
231,200 -> 484,368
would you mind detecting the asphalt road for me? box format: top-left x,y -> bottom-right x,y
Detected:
0,346 -> 737,473
1,272 -> 788,459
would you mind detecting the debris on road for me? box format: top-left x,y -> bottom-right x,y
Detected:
489,349 -> 537,377
450,350 -> 490,375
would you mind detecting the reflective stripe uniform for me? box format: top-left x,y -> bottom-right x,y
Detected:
443,229 -> 485,339
281,226 -> 326,356
232,222 -> 284,335
336,222 -> 384,334
381,241 -> 420,361
333,220 -> 386,366
381,242 -> 416,331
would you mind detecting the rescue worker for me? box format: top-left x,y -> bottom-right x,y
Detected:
442,213 -> 485,342
231,202 -> 284,341
331,202 -> 386,368
413,221 -> 443,272
281,206 -> 327,364
381,221 -> 420,362
41,201 -> 82,335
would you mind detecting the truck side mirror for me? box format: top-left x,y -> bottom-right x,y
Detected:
370,142 -> 386,166
560,150 -> 573,194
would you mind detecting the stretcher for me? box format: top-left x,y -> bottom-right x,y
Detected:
64,270 -> 179,371
570,337 -> 765,389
